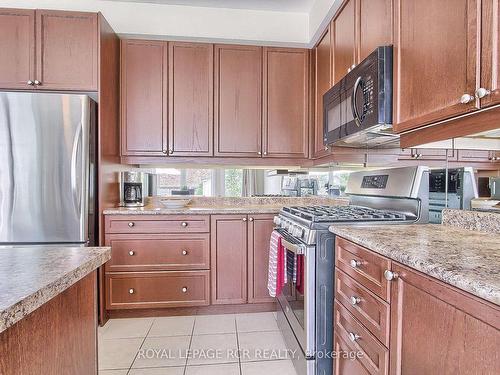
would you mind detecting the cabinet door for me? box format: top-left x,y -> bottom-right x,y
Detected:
313,28 -> 332,159
36,10 -> 98,91
263,47 -> 309,159
120,40 -> 167,156
211,215 -> 248,304
480,0 -> 500,107
214,45 -> 262,157
393,0 -> 479,133
332,0 -> 356,84
0,8 -> 35,89
247,214 -> 275,303
168,42 -> 213,156
390,263 -> 500,375
358,0 -> 393,61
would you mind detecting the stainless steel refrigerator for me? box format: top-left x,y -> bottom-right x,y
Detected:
0,92 -> 97,245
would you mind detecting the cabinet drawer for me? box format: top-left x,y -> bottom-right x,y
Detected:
334,333 -> 371,375
335,237 -> 391,302
334,301 -> 389,375
106,271 -> 210,309
105,215 -> 210,234
105,234 -> 210,272
335,269 -> 390,347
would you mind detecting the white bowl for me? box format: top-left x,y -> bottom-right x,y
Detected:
159,197 -> 191,209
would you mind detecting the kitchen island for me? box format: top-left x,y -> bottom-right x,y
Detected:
0,246 -> 111,375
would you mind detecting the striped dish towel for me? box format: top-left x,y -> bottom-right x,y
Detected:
267,230 -> 285,297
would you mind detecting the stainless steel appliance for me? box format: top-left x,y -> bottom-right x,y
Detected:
323,46 -> 397,148
428,168 -> 478,223
0,92 -> 96,245
273,166 -> 429,375
490,177 -> 500,199
120,171 -> 148,207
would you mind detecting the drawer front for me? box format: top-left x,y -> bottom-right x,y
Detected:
335,269 -> 390,347
334,301 -> 389,375
105,215 -> 210,234
106,271 -> 210,309
336,237 -> 391,302
105,234 -> 210,272
334,333 -> 371,375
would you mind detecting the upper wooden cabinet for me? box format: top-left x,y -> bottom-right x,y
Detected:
0,8 -> 35,89
313,27 -> 332,159
0,9 -> 97,91
390,263 -> 500,374
168,42 -> 213,156
480,0 -> 500,108
332,0 -> 356,84
263,47 -> 309,159
393,0 -> 479,133
214,44 -> 262,157
358,0 -> 392,61
120,40 -> 166,156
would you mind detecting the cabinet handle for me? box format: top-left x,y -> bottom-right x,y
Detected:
475,88 -> 491,99
249,217 -> 254,222
27,80 -> 34,86
384,270 -> 399,281
263,151 -> 268,156
350,259 -> 361,268
324,146 -> 329,151
168,149 -> 173,154
128,250 -> 135,256
348,332 -> 361,342
128,222 -> 135,227
181,222 -> 188,227
182,250 -> 188,255
34,80 -> 41,86
129,288 -> 135,294
242,217 -> 247,222
162,150 -> 168,154
460,93 -> 475,104
181,287 -> 188,293
258,151 -> 262,155
350,296 -> 361,305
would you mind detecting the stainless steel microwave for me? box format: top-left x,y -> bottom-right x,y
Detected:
323,46 -> 396,148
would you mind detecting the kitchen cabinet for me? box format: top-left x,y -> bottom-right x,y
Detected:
247,214 -> 275,303
479,0 -> 500,108
393,0 -> 478,133
358,0 -> 393,61
211,215 -> 248,304
0,9 -> 97,91
332,0 -> 356,84
120,40 -> 166,156
168,42 -> 213,156
214,44 -> 263,157
389,263 -> 500,375
398,148 -> 456,161
263,47 -> 309,159
0,8 -> 35,89
313,27 -> 332,159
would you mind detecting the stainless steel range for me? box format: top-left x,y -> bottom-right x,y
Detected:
273,166 -> 429,375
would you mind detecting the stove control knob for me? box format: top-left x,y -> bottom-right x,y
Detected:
273,216 -> 281,226
293,226 -> 303,237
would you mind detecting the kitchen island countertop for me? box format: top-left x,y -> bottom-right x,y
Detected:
0,246 -> 111,333
329,223 -> 500,305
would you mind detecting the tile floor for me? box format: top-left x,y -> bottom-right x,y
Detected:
98,312 -> 298,375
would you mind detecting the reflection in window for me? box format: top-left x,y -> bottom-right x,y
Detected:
224,169 -> 243,197
153,168 -> 213,196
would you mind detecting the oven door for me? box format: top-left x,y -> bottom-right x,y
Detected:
277,237 -> 316,359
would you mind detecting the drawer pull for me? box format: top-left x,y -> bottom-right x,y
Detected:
181,222 -> 188,227
128,222 -> 135,227
384,270 -> 399,281
128,250 -> 135,256
181,287 -> 188,293
129,288 -> 135,294
348,332 -> 361,342
350,259 -> 361,268
182,250 -> 188,256
350,296 -> 361,305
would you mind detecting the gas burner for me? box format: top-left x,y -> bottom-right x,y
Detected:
282,205 -> 408,223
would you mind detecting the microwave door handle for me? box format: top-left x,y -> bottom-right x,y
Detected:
351,76 -> 363,127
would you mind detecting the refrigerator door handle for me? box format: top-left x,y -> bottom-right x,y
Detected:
70,122 -> 83,213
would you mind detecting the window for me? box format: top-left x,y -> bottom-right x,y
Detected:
153,168 -> 213,196
224,169 -> 243,197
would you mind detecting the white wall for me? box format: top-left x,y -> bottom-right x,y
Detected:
308,0 -> 342,46
0,0 -> 309,46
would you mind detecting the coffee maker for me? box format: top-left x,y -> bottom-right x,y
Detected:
120,172 -> 148,207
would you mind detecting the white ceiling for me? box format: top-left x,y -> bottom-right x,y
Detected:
104,0 -> 317,12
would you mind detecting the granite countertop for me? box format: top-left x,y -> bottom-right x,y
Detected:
103,205 -> 286,215
329,224 -> 500,305
0,246 -> 111,333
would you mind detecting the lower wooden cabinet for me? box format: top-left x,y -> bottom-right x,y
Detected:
106,271 -> 210,309
334,333 -> 371,375
389,263 -> 500,375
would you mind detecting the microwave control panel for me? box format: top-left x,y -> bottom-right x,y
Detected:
362,75 -> 375,117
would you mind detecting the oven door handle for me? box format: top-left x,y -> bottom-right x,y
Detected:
281,237 -> 306,255
351,76 -> 363,127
